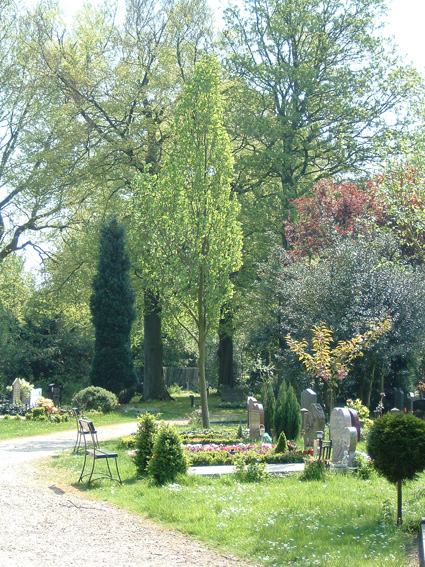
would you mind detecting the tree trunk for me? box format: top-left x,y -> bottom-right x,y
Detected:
143,290 -> 169,400
364,361 -> 376,409
218,308 -> 234,389
198,272 -> 210,428
397,479 -> 402,524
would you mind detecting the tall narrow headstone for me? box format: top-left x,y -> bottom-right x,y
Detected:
301,388 -> 317,411
303,403 -> 326,449
11,378 -> 21,404
247,396 -> 265,441
330,407 -> 357,467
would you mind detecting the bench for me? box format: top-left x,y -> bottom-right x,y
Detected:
72,408 -> 99,452
78,419 -> 122,484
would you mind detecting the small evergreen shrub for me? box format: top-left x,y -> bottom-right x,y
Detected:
261,380 -> 275,435
300,457 -> 326,481
32,407 -> 46,420
71,386 -> 118,413
282,385 -> 301,440
118,386 -> 137,405
25,412 -> 33,420
234,456 -> 269,483
134,412 -> 158,476
147,424 -> 188,485
275,431 -> 288,454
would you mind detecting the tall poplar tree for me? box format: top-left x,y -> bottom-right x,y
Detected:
90,218 -> 137,397
133,55 -> 243,427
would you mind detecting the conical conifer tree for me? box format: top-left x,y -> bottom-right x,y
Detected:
90,218 -> 137,396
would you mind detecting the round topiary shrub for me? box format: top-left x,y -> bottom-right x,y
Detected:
147,424 -> 188,485
71,386 -> 118,413
367,412 -> 425,524
134,412 -> 158,476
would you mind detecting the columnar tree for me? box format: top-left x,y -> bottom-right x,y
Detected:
133,55 -> 243,427
90,218 -> 137,397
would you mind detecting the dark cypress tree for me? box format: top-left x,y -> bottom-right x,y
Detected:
273,380 -> 287,439
90,218 -> 137,397
282,385 -> 301,440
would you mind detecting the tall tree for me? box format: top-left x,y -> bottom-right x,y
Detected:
30,0 -> 213,399
133,56 -> 243,427
222,0 -> 419,243
90,218 -> 137,397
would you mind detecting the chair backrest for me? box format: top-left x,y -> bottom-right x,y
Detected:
79,419 -> 97,447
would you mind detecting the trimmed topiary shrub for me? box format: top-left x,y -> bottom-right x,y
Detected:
71,386 -> 118,413
133,412 -> 158,476
147,424 -> 188,485
275,431 -> 288,454
32,407 -> 46,420
367,412 -> 425,524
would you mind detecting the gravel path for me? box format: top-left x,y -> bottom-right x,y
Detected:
0,424 -> 254,567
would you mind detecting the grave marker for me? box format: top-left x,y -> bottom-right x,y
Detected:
330,407 -> 358,467
247,396 -> 265,441
11,378 -> 21,404
301,388 -> 317,411
303,403 -> 326,449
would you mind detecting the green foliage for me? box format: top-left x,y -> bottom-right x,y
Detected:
71,386 -> 118,413
188,449 -> 305,467
261,380 -> 275,435
273,380 -> 287,439
133,413 -> 158,476
300,457 -> 326,482
147,424 -> 188,485
275,431 -> 288,454
234,456 -> 269,483
31,407 -> 46,420
351,453 -> 375,480
90,218 -> 137,396
282,385 -> 301,440
367,413 -> 425,484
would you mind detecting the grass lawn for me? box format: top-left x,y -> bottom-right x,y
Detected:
42,437 -> 421,567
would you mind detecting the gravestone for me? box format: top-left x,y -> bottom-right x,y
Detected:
303,403 -> 326,449
393,388 -> 405,412
221,387 -> 247,404
330,407 -> 357,467
11,379 -> 21,404
30,388 -> 43,408
301,388 -> 317,411
247,396 -> 264,441
347,408 -> 361,441
48,384 -> 63,407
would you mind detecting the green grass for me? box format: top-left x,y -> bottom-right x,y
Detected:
44,440 -> 420,567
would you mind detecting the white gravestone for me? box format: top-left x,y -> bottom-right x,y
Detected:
330,407 -> 358,467
30,388 -> 43,408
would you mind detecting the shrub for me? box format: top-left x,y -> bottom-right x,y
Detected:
133,413 -> 158,476
234,456 -> 269,483
32,407 -> 46,420
275,431 -> 288,454
282,385 -> 301,440
367,412 -> 425,523
118,386 -> 137,405
273,380 -> 287,439
147,424 -> 188,485
351,452 -> 375,480
300,457 -> 326,481
25,412 -> 33,420
71,386 -> 118,413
